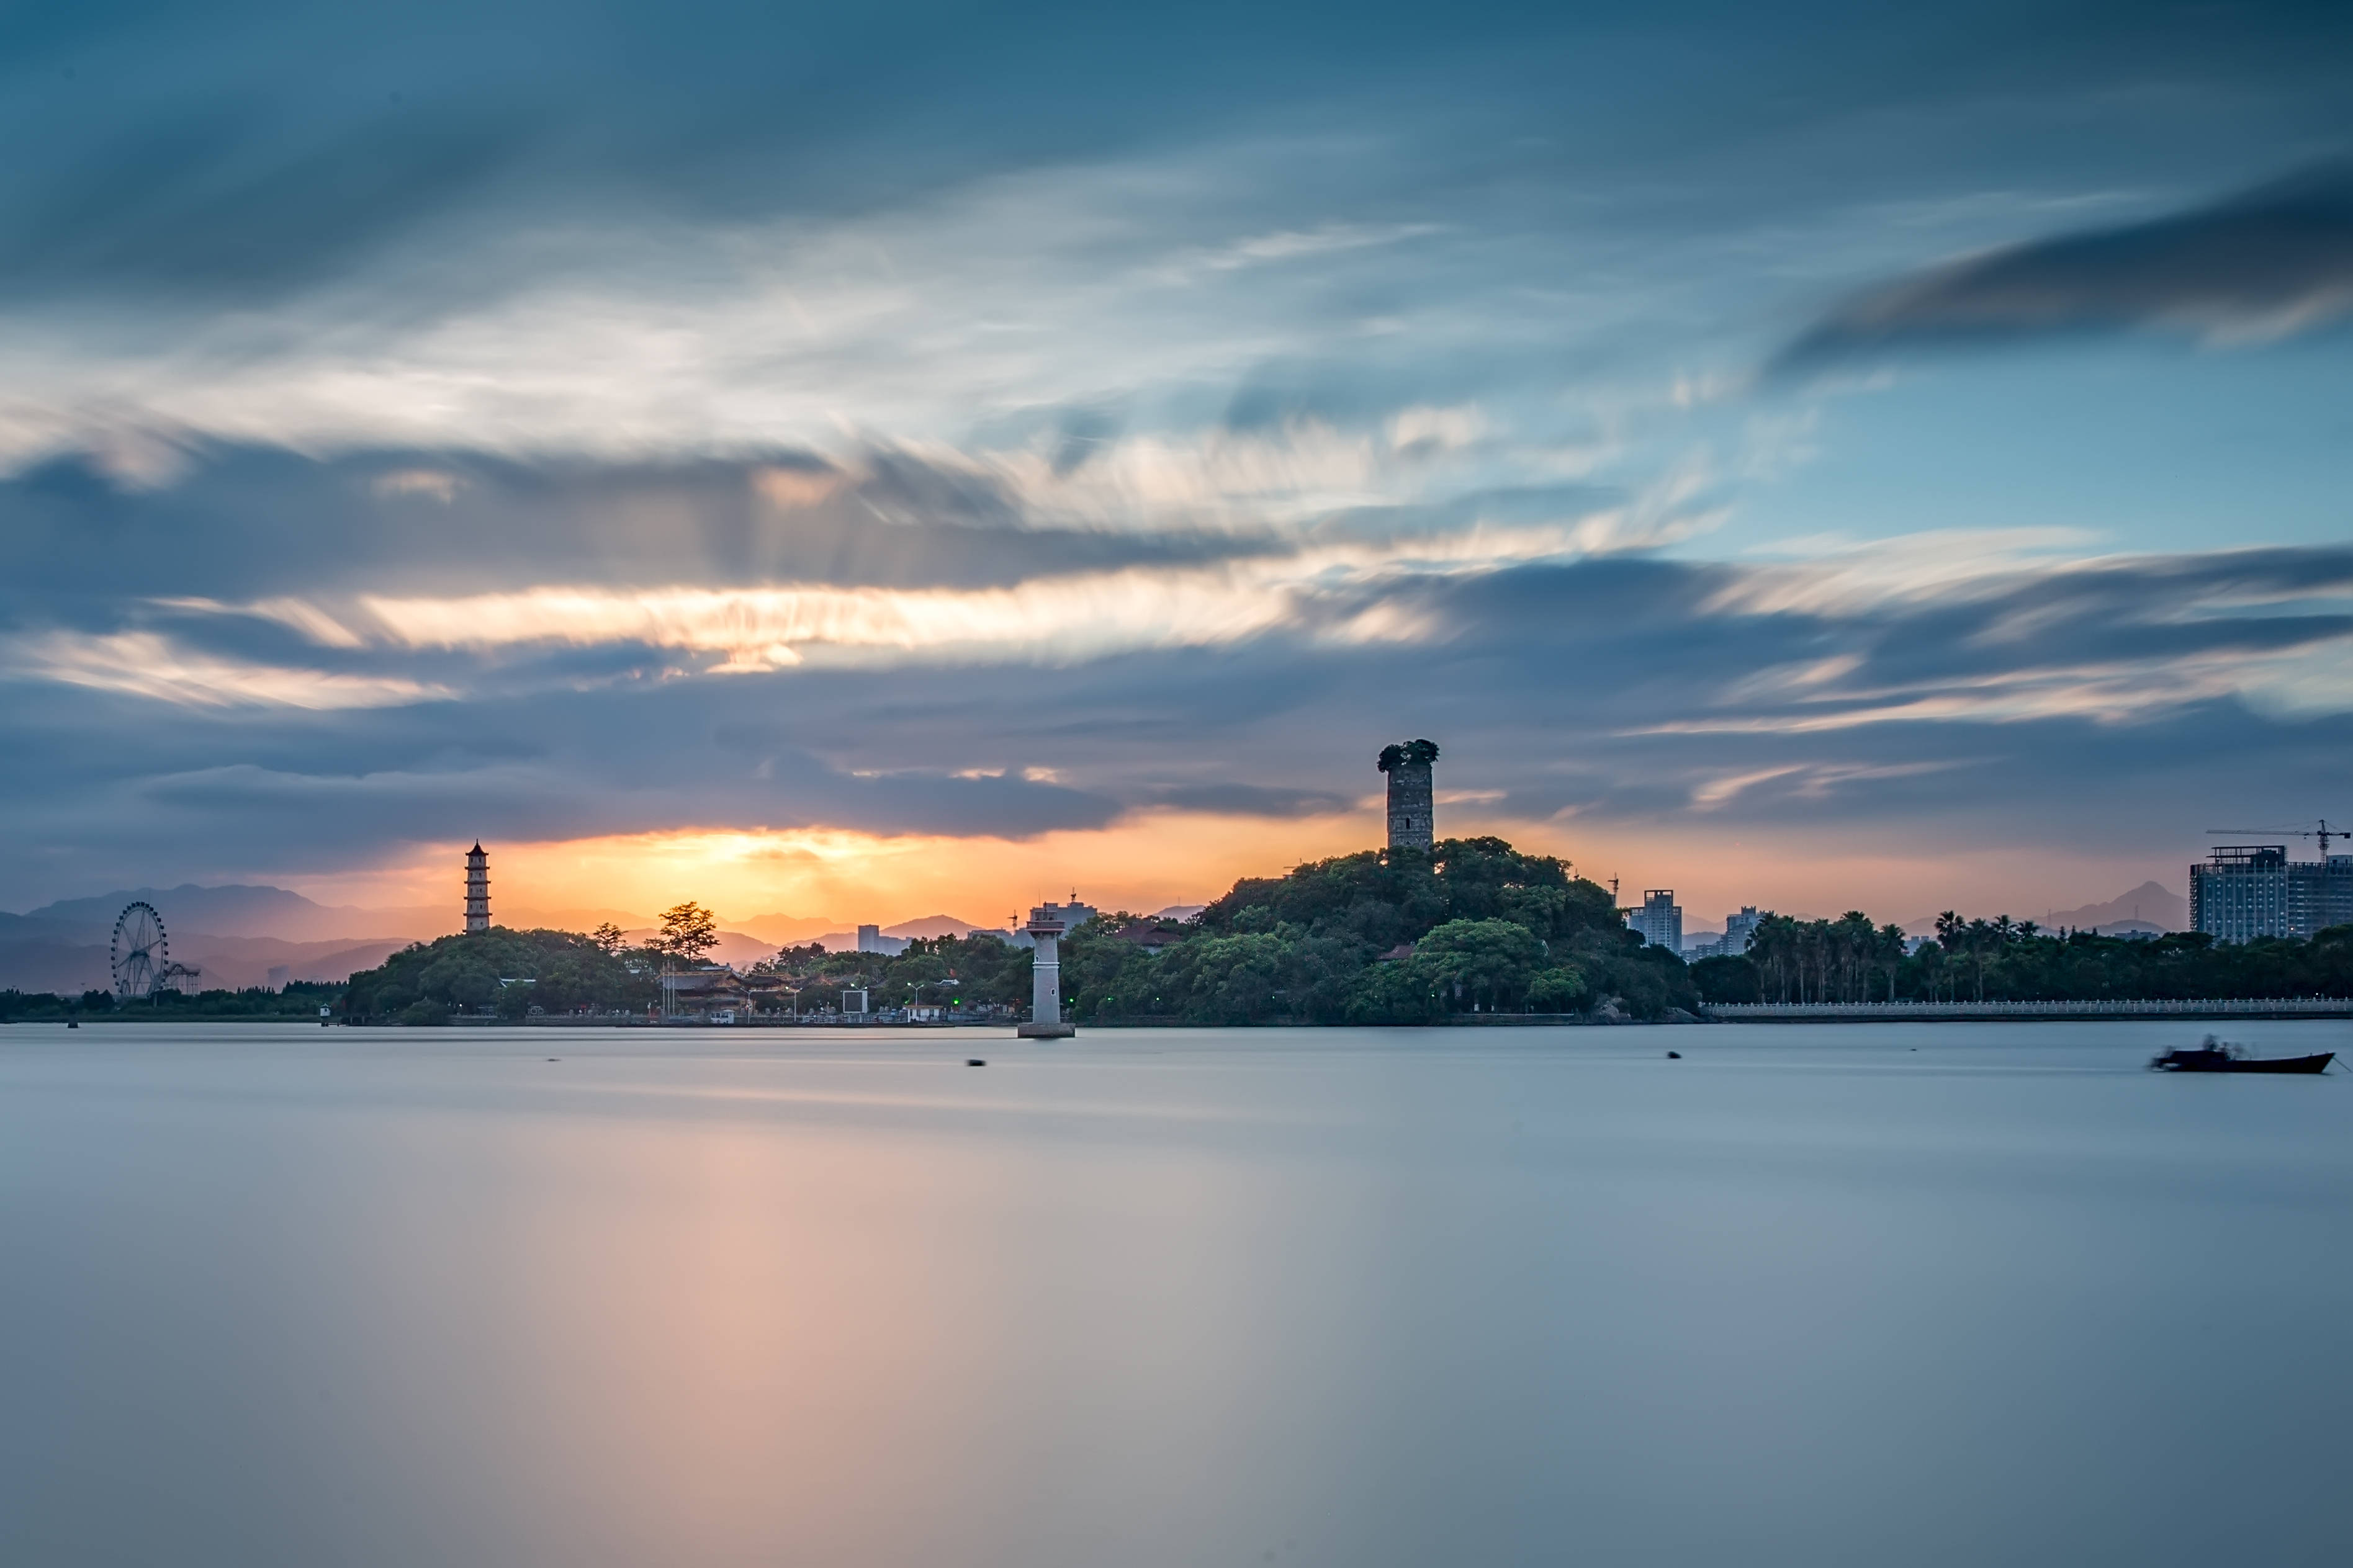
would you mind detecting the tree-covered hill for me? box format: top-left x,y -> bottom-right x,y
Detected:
341,927 -> 658,1023
1060,838 -> 1697,1024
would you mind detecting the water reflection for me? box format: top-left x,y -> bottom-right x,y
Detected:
2,1023 -> 2349,1565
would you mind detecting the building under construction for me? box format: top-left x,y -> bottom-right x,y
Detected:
2190,846 -> 2353,942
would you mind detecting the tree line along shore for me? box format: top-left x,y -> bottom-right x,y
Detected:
11,836 -> 2353,1025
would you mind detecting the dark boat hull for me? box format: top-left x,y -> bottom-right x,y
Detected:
2157,1052 -> 2335,1075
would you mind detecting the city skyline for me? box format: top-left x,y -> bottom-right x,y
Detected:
3,2 -> 2349,928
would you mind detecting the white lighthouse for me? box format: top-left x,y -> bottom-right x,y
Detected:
464,841 -> 490,933
1017,902 -> 1079,1038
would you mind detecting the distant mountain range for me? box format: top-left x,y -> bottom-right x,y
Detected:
2041,882 -> 2189,933
1894,881 -> 2188,938
727,912 -> 857,946
0,916 -> 418,994
794,915 -> 999,956
0,885 -> 436,992
22,884 -> 449,943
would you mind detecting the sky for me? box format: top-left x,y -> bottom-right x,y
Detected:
3,0 -> 2351,931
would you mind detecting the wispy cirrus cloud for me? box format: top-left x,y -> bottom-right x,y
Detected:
13,630 -> 448,710
129,516 -> 1659,681
1774,163 -> 2353,375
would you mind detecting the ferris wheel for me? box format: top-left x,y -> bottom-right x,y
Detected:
112,901 -> 168,1000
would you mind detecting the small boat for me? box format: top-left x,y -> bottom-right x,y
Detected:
2149,1036 -> 2336,1075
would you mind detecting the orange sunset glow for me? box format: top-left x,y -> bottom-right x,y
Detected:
288,811 -> 2171,941
315,812 -> 1384,931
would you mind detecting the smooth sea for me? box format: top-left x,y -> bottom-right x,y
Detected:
4,1020 -> 2349,1566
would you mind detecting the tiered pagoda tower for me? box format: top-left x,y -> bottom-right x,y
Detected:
464,842 -> 490,933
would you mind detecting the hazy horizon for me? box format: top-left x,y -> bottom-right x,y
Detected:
6,862 -> 2193,944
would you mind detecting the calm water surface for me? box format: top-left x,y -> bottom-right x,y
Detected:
3,1021 -> 2350,1566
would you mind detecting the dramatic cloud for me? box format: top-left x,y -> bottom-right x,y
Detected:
1776,164 -> 2353,372
3,1 -> 2349,921
6,435 -> 2351,907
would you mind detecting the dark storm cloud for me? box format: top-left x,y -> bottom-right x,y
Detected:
0,672 -> 1126,899
0,101 -> 526,300
0,0 -> 1598,307
0,443 -> 1280,609
10,0 -> 2345,313
1775,163 -> 2353,374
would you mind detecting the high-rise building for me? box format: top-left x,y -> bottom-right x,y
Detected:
1722,907 -> 1763,953
2191,846 -> 2353,941
1632,889 -> 1682,951
464,841 -> 490,933
2292,856 -> 2353,936
1685,906 -> 1763,959
1379,739 -> 1438,853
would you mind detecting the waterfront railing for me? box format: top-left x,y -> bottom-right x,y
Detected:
1708,997 -> 2353,1021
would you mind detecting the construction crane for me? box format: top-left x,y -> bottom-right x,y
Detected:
2203,819 -> 2352,855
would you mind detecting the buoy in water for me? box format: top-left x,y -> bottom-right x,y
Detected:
1665,1049 -> 1681,1059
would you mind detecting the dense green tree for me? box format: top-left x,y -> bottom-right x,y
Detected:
1563,927 -> 1699,1019
1734,917 -> 2353,1005
1410,918 -> 1549,1010
0,983 -> 346,1022
343,927 -> 657,1020
755,931 -> 1033,1015
1688,954 -> 1760,1004
655,902 -> 719,962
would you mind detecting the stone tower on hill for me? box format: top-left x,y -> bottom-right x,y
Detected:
1378,739 -> 1439,853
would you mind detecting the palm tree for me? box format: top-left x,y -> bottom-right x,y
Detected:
1918,938 -> 1946,1002
1932,912 -> 1964,1000
1750,915 -> 1798,1001
1877,923 -> 1908,1001
1835,913 -> 1875,1001
1965,919 -> 1994,1000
